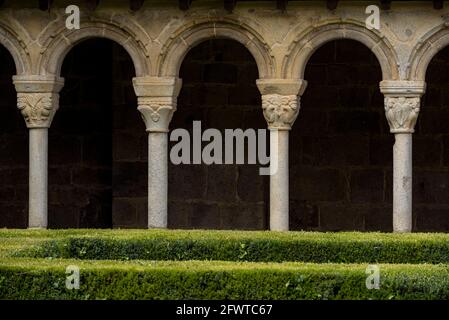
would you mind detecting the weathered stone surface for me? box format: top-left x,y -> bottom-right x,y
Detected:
319,205 -> 365,231
290,167 -> 347,202
350,169 -> 384,203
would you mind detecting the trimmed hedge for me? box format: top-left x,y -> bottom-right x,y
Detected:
1,259 -> 449,300
11,231 -> 449,264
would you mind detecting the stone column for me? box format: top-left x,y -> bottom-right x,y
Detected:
133,77 -> 182,229
380,80 -> 426,233
256,79 -> 307,231
13,75 -> 64,229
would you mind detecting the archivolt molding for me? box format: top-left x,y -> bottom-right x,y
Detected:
282,20 -> 399,81
157,18 -> 275,79
408,22 -> 449,81
37,16 -> 150,77
0,20 -> 31,75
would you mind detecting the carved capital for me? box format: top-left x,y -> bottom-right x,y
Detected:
13,75 -> 64,129
261,94 -> 300,130
138,97 -> 177,132
384,97 -> 420,133
17,92 -> 59,128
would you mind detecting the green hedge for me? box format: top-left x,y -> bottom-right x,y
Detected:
1,259 -> 448,300
13,232 -> 449,264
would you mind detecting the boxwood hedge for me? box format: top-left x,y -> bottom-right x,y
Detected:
9,230 -> 449,264
2,229 -> 449,300
1,259 -> 449,300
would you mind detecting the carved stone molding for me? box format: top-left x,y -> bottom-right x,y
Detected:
17,92 -> 59,128
261,94 -> 300,130
384,96 -> 420,133
138,97 -> 177,133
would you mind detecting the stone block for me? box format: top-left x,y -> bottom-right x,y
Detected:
189,202 -> 221,229
206,165 -> 237,202
413,170 -> 449,204
302,85 -> 338,110
203,63 -> 238,84
419,110 -> 449,134
415,205 -> 449,232
0,134 -> 28,166
220,203 -> 266,230
423,86 -> 442,108
0,168 -> 28,185
207,108 -> 244,129
113,132 -> 141,161
113,161 -> 146,197
48,205 -> 80,229
290,167 -> 347,202
349,169 -> 384,203
191,85 -> 229,107
112,197 -> 137,226
72,167 -> 112,186
180,61 -> 203,83
328,111 -> 381,134
301,135 -> 369,166
0,203 -> 27,228
363,206 -> 393,231
440,136 -> 449,166
237,64 -> 259,84
318,205 -> 364,231
48,186 -> 90,206
228,85 -> 260,106
303,65 -> 328,85
82,134 -> 112,166
293,110 -> 328,135
289,200 -> 319,230
338,87 -> 371,109
237,165 -> 267,202
168,200 -> 191,229
414,135 -> 441,167
168,164 -> 206,199
48,135 -> 82,165
335,40 -> 376,64
48,167 -> 71,185
369,135 -> 393,166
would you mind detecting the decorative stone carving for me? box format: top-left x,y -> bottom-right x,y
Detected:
384,97 -> 420,133
16,92 -> 59,128
137,97 -> 177,132
261,94 -> 300,130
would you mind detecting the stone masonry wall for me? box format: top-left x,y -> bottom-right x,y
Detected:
290,39 -> 391,231
48,39 -> 114,228
169,39 -> 268,230
415,45 -> 449,232
0,45 -> 28,228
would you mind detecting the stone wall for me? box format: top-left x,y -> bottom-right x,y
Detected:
48,39 -> 114,228
415,45 -> 449,231
290,40 -> 391,231
169,39 -> 268,230
0,45 -> 28,228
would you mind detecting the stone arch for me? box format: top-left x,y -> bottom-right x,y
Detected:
38,21 -> 149,77
158,19 -> 275,79
0,22 -> 31,75
408,24 -> 449,81
282,21 -> 399,81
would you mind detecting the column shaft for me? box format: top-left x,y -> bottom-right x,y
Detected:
148,132 -> 168,228
28,128 -> 48,228
393,133 -> 412,232
270,130 -> 289,231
